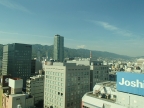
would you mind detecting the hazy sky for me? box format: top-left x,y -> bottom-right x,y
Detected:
0,0 -> 144,57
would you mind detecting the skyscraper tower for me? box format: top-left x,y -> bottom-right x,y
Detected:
53,34 -> 64,62
2,43 -> 32,87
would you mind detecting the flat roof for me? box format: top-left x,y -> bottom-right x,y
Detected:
96,81 -> 116,86
10,78 -> 22,80
9,94 -> 26,97
85,92 -> 116,103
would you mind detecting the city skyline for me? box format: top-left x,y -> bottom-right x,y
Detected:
0,0 -> 144,57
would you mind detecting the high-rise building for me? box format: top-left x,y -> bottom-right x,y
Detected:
53,34 -> 64,62
2,43 -> 32,87
44,62 -> 90,108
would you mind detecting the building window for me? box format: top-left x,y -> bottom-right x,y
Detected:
58,92 -> 60,95
61,93 -> 63,96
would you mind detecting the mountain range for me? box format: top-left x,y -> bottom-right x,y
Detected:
0,44 -> 133,61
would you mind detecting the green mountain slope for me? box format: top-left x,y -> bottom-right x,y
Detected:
32,44 -> 131,60
0,44 -> 131,60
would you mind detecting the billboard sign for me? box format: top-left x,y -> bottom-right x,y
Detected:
117,72 -> 144,96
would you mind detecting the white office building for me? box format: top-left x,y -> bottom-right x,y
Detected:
44,62 -> 90,108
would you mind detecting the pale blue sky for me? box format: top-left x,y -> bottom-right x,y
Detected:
0,0 -> 144,57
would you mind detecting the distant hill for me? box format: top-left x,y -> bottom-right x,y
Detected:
0,44 -> 132,60
31,44 -> 132,60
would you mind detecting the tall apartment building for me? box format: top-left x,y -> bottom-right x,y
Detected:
44,62 -> 90,108
53,34 -> 64,62
26,74 -> 44,104
2,43 -> 32,87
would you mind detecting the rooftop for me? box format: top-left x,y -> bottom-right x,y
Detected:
10,78 -> 21,80
86,92 -> 116,103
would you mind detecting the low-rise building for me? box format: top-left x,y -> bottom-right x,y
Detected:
0,75 -> 11,108
82,72 -> 144,108
2,78 -> 35,108
26,74 -> 44,104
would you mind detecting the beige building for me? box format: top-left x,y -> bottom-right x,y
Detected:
26,74 -> 44,104
2,93 -> 34,108
2,78 -> 35,108
0,86 -> 9,108
44,62 -> 90,108
0,75 -> 12,108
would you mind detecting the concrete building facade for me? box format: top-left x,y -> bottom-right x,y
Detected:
44,62 -> 90,108
90,61 -> 109,91
31,59 -> 42,75
0,59 -> 2,74
82,81 -> 144,108
2,43 -> 32,87
26,74 -> 44,104
0,75 -> 11,108
2,78 -> 34,108
53,34 -> 64,62
67,59 -> 109,91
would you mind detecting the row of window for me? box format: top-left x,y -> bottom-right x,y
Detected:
94,70 -> 109,74
45,85 -> 63,92
94,75 -> 109,78
44,94 -> 64,106
46,71 -> 64,76
68,72 -> 89,76
94,67 -> 109,70
45,80 -> 64,87
67,77 -> 89,82
46,76 -> 63,82
68,68 -> 89,71
67,100 -> 81,107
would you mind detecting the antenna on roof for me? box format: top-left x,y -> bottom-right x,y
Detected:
90,51 -> 92,58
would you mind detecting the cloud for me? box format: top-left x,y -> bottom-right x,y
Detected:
77,45 -> 86,49
93,21 -> 133,37
96,21 -> 118,31
0,0 -> 31,13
